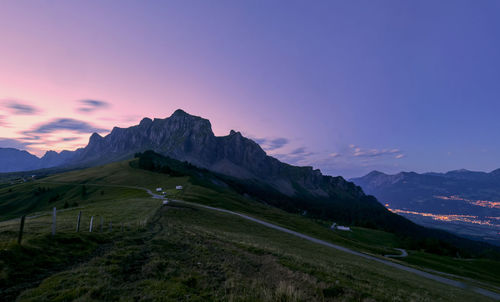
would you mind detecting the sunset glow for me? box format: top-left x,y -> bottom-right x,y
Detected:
1,1 -> 500,178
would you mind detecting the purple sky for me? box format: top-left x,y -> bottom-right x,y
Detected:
1,1 -> 500,178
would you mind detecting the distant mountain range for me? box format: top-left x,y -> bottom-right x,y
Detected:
0,148 -> 81,173
1,109 -> 498,254
351,170 -> 500,245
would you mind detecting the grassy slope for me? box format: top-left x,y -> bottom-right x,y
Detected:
0,160 -> 498,301
15,205 -> 495,302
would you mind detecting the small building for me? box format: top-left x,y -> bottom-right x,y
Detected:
162,200 -> 169,205
156,188 -> 162,192
330,222 -> 350,231
176,185 -> 183,190
336,226 -> 351,231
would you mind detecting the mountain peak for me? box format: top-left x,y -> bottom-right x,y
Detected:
171,109 -> 189,117
41,150 -> 58,159
90,132 -> 103,140
139,117 -> 153,126
367,170 -> 386,177
229,130 -> 242,137
89,132 -> 104,144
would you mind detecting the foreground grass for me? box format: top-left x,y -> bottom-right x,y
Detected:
17,204 -> 494,301
0,232 -> 110,301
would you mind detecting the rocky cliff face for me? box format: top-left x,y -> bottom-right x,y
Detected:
73,109 -> 363,199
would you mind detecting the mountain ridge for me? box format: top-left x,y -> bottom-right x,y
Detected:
69,109 -> 363,200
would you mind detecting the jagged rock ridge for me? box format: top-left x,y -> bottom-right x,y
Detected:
72,109 -> 362,199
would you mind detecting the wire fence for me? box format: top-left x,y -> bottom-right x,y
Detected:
0,206 -> 154,249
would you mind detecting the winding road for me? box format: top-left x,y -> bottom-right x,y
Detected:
384,248 -> 408,258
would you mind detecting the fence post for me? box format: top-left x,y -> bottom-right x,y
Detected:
18,215 -> 26,244
109,222 -> 112,232
100,216 -> 103,232
121,222 -> 123,232
89,216 -> 94,232
76,211 -> 82,232
52,207 -> 57,236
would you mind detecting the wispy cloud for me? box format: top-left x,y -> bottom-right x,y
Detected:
0,115 -> 9,127
61,137 -> 79,142
24,118 -> 108,135
273,146 -> 316,165
76,99 -> 110,113
0,138 -> 33,150
2,100 -> 40,115
291,147 -> 306,155
268,138 -> 289,150
349,145 -> 403,159
271,144 -> 406,178
252,137 -> 289,151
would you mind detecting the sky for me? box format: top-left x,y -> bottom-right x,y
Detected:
1,0 -> 500,178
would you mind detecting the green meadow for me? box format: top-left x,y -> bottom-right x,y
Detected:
0,160 -> 499,301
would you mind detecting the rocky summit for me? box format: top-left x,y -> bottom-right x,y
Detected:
72,109 -> 362,199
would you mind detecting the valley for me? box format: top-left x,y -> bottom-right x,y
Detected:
352,171 -> 500,246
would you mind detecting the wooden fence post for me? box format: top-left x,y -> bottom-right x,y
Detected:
76,211 -> 82,232
89,216 -> 94,232
100,216 -> 103,232
52,207 -> 56,236
18,215 -> 26,244
120,222 -> 123,232
109,222 -> 112,232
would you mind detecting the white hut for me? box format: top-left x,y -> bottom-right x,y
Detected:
156,188 -> 162,192
176,185 -> 183,190
336,226 -> 351,231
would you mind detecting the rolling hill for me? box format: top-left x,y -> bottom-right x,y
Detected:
1,158 -> 500,301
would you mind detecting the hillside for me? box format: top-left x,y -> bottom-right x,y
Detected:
1,159 -> 500,301
134,151 -> 500,258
